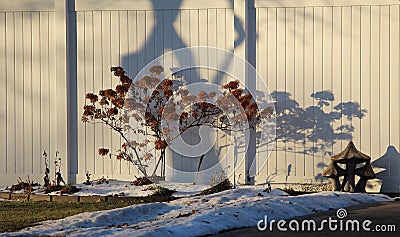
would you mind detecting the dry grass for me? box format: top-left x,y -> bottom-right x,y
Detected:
0,201 -> 132,233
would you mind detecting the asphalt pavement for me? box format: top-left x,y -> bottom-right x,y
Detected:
216,200 -> 400,237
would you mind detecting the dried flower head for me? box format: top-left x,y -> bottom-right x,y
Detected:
182,95 -> 196,104
86,93 -> 98,103
155,139 -> 168,150
111,66 -> 125,77
180,111 -> 189,120
178,89 -> 189,97
158,106 -> 165,116
104,89 -> 118,99
99,97 -> 109,106
223,80 -> 240,90
83,105 -> 96,117
209,91 -> 217,98
111,97 -> 124,108
116,152 -> 124,160
197,91 -> 209,101
149,65 -> 164,75
164,89 -> 173,98
239,94 -> 252,109
116,84 -> 129,96
120,75 -> 132,85
160,79 -> 173,90
107,107 -> 118,116
98,148 -> 109,156
231,89 -> 243,99
137,76 -> 160,89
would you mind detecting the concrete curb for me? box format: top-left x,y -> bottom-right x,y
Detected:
10,193 -> 29,201
79,196 -> 107,203
0,192 -> 176,203
0,192 -> 10,200
29,194 -> 51,202
51,195 -> 79,203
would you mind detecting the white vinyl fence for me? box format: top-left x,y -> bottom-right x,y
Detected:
0,0 -> 399,192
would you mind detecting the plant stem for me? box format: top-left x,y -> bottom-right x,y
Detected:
99,118 -> 148,177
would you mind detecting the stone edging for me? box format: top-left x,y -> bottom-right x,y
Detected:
0,192 -> 176,203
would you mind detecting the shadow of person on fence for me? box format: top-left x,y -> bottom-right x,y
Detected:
119,0 -> 246,182
120,0 -> 245,85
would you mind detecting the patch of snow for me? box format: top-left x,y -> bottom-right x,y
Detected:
32,180 -> 209,197
0,198 -> 14,202
4,187 -> 392,237
0,185 -> 40,194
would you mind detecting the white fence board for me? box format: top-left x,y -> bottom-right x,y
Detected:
39,12 -> 50,173
294,7 -> 305,177
380,6 -> 390,164
360,6 -> 371,156
322,6 -> 333,172
313,7 -> 323,176
84,10 -> 95,176
93,10 -> 103,175
31,12 -> 41,175
101,10 -> 115,179
6,12 -> 16,176
370,6 -> 380,160
303,7 -> 314,178
0,12 -> 6,175
331,7 -> 343,155
76,11 -> 87,177
49,11 -> 57,176
23,12 -> 33,174
352,6 -> 362,150
15,12 -> 24,174
0,7 -> 58,184
267,7 -> 278,178
389,6 -> 400,159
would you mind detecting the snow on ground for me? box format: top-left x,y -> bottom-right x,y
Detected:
41,180 -> 208,197
70,180 -> 209,197
0,198 -> 14,202
0,180 -> 209,197
3,186 -> 392,237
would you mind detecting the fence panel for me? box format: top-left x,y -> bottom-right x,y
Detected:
0,1 -> 59,185
0,0 -> 399,192
255,1 -> 400,193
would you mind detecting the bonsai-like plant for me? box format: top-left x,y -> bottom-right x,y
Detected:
82,66 -> 273,178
